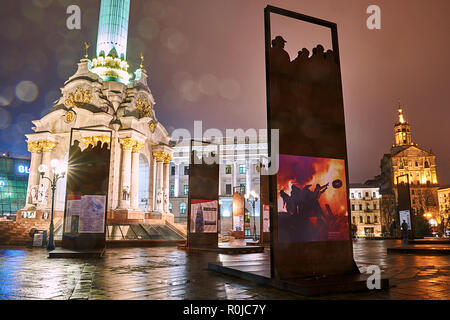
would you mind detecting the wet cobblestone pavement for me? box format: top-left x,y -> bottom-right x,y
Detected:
0,240 -> 449,300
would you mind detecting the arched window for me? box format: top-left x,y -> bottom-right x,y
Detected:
424,161 -> 430,168
169,203 -> 172,213
180,202 -> 186,214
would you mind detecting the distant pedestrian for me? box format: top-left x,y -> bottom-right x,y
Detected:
401,220 -> 409,244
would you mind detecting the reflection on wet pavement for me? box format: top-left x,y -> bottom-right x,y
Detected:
0,240 -> 449,300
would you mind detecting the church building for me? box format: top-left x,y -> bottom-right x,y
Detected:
379,103 -> 440,231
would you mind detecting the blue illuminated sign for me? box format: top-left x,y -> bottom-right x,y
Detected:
17,165 -> 30,174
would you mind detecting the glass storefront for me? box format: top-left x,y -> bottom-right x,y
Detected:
0,155 -> 30,217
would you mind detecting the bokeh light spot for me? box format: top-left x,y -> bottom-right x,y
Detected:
15,81 -> 39,103
0,108 -> 12,130
0,87 -> 14,107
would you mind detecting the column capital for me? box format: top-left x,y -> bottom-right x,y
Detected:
82,135 -> 111,147
132,141 -> 145,153
163,153 -> 173,164
120,137 -> 146,152
153,151 -> 166,162
119,138 -> 136,150
27,141 -> 42,153
39,141 -> 57,152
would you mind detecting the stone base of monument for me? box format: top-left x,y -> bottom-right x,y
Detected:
208,261 -> 389,296
387,244 -> 450,255
179,244 -> 264,254
107,239 -> 185,248
408,238 -> 450,245
109,209 -> 146,222
48,248 -> 105,259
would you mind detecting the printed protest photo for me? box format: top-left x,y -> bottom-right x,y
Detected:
277,154 -> 350,242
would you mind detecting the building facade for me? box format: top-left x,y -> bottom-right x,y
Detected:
21,0 -> 173,223
169,137 -> 268,229
378,104 -> 440,232
0,154 -> 30,217
438,187 -> 450,235
349,185 -> 382,237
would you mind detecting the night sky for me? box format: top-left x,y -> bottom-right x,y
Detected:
0,0 -> 448,184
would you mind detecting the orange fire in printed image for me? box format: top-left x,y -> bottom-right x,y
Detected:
277,154 -> 349,242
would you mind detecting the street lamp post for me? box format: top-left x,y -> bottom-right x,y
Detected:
38,159 -> 66,251
245,191 -> 259,241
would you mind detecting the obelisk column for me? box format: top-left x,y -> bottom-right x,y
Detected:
163,153 -> 172,213
130,141 -> 144,210
119,138 -> 134,209
39,141 -> 57,210
25,141 -> 42,207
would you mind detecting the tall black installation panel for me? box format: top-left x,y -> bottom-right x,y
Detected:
187,151 -> 220,248
265,6 -> 358,279
397,181 -> 414,236
62,129 -> 112,251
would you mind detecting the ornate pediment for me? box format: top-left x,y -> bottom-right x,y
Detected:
394,145 -> 433,159
64,87 -> 93,108
134,94 -> 153,118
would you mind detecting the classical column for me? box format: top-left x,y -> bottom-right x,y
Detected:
174,163 -> 180,197
150,155 -> 157,211
130,141 -> 144,210
218,163 -> 222,196
245,159 -> 252,196
153,152 -> 165,212
119,138 -> 135,209
163,153 -> 172,213
232,162 -> 238,189
25,141 -> 42,207
39,141 -> 57,210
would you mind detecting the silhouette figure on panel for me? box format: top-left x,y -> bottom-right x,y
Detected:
67,139 -> 111,196
268,35 -> 345,159
279,180 -> 343,242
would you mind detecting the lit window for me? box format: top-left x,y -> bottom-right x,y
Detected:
225,165 -> 231,175
225,184 -> 232,195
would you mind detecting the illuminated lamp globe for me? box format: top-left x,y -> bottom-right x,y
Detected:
38,164 -> 48,174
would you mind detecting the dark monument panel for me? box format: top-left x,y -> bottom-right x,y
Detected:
62,129 -> 111,251
187,151 -> 219,248
265,6 -> 357,279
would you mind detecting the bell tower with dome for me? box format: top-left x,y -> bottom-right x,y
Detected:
378,101 -> 440,233
21,0 -> 175,225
